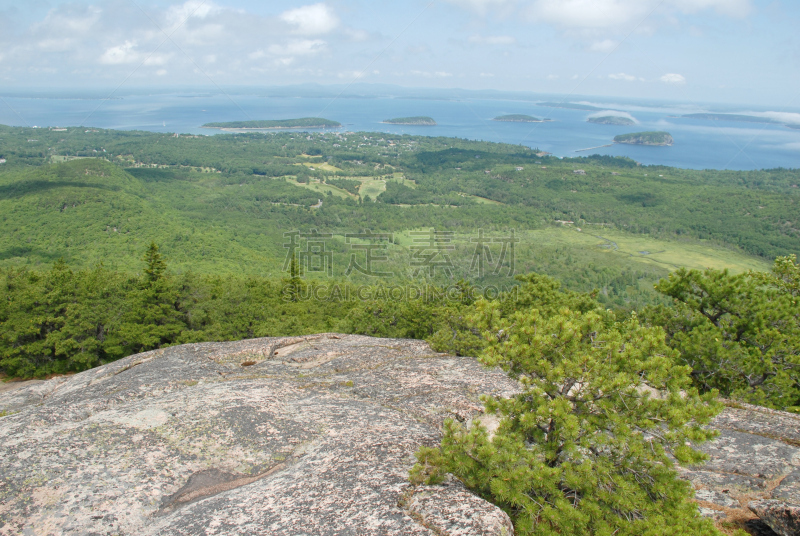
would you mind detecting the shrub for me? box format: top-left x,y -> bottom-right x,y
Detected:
412,302 -> 723,536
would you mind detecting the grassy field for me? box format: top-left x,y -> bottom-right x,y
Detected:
387,175 -> 417,188
359,179 -> 387,200
50,155 -> 96,163
525,226 -> 771,274
467,194 -> 504,205
286,178 -> 353,199
391,225 -> 771,274
299,162 -> 343,173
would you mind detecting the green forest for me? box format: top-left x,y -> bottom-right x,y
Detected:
1,123 -> 798,535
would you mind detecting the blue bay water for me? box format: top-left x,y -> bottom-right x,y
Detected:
1,91 -> 799,170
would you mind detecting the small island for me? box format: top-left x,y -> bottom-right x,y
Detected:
492,114 -> 546,123
614,131 -> 674,146
202,118 -> 341,130
589,116 -> 636,126
682,113 -> 780,125
382,116 -> 437,126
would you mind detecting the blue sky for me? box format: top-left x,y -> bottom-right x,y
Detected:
0,0 -> 798,106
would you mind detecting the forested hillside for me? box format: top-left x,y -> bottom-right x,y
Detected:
1,125 -> 796,286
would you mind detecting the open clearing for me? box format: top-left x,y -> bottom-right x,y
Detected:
286,178 -> 352,199
527,226 -> 771,274
299,162 -> 343,173
359,179 -> 387,200
391,226 -> 770,275
51,156 -> 96,163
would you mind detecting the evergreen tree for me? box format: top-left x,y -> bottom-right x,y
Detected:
647,264 -> 800,409
105,244 -> 186,358
282,250 -> 305,302
143,242 -> 167,285
411,302 -> 724,536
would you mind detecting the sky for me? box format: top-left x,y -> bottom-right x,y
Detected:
0,0 -> 798,106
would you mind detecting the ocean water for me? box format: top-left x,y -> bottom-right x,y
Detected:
1,91 -> 799,171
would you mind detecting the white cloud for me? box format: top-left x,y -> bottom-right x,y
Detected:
99,41 -> 139,65
660,73 -> 686,84
410,70 -> 454,78
166,1 -> 216,26
588,110 -> 638,122
338,70 -> 366,79
31,6 -> 101,35
37,38 -> 78,52
267,39 -> 326,57
609,72 -> 637,81
589,39 -> 618,53
670,0 -> 751,18
469,35 -> 517,45
280,4 -> 339,35
443,0 -> 516,14
547,74 -> 559,80
99,41 -> 170,66
529,0 -> 650,29
745,111 -> 800,126
143,54 -> 170,67
345,29 -> 370,42
527,0 -> 752,29
480,72 -> 495,77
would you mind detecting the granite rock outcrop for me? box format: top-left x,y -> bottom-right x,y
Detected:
1,334 -> 799,535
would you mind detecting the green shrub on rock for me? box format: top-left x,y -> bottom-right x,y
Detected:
411,302 -> 724,536
646,257 -> 800,409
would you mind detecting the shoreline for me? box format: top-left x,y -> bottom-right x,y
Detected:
201,125 -> 342,131
492,118 -> 554,123
380,122 -> 436,126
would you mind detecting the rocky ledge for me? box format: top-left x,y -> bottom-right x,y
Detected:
1,334 -> 798,535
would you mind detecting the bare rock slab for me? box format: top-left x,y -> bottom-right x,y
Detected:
748,500 -> 800,536
0,334 -> 517,536
774,471 -> 800,505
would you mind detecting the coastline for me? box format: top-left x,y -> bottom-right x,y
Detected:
491,118 -> 554,123
201,125 -> 342,131
614,140 -> 674,147
379,122 -> 436,126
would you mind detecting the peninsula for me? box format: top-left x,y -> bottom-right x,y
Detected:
202,118 -> 341,130
492,114 -> 547,123
614,131 -> 674,146
538,102 -> 605,111
382,116 -> 437,125
589,116 -> 636,126
682,113 -> 800,130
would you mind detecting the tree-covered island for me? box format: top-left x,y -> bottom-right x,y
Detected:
382,116 -> 437,125
614,131 -> 674,146
589,115 -> 636,125
492,114 -> 547,122
202,118 -> 342,130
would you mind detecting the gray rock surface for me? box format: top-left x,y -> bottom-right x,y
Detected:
774,471 -> 800,505
0,334 -> 517,536
1,334 -> 799,535
686,401 -> 800,534
748,500 -> 800,536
